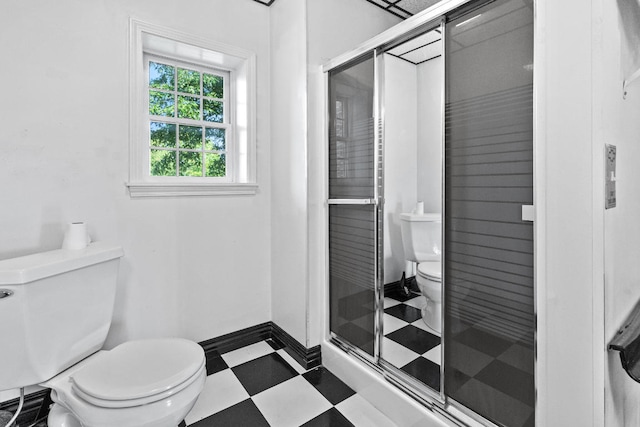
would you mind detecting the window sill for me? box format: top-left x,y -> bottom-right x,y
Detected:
126,182 -> 258,198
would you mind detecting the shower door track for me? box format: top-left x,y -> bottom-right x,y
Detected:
329,335 -> 474,427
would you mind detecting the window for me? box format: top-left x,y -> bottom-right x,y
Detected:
128,19 -> 257,197
147,58 -> 229,178
334,97 -> 348,178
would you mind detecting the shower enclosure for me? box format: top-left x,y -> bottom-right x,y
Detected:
326,0 -> 535,426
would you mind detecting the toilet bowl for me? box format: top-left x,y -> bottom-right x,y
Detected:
0,243 -> 207,427
399,212 -> 442,333
41,338 -> 206,427
416,261 -> 442,334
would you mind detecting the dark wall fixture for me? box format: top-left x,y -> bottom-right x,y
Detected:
610,299 -> 640,383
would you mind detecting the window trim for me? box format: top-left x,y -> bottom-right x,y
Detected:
128,19 -> 258,197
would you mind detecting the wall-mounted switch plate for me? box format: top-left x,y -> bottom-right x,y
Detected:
605,144 -> 617,209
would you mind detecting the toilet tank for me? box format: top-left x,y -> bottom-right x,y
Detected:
400,213 -> 441,263
0,242 -> 123,391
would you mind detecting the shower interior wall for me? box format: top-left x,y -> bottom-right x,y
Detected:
383,54 -> 443,283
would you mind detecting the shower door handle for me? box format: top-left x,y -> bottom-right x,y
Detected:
521,205 -> 535,222
328,198 -> 377,205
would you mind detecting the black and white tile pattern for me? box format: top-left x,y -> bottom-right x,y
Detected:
382,288 -> 535,426
445,316 -> 535,427
382,290 -> 442,391
185,339 -> 398,427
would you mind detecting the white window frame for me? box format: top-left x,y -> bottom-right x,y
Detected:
145,55 -> 232,180
128,19 -> 258,197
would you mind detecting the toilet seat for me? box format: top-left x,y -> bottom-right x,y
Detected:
71,338 -> 205,409
417,261 -> 441,282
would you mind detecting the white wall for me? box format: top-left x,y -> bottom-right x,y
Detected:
417,56 -> 443,214
536,0 -> 604,424
0,0 -> 271,398
601,0 -> 640,425
383,55 -> 418,283
270,0 -> 309,346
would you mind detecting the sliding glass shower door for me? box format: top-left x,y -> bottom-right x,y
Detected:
328,53 -> 380,359
326,0 -> 535,425
444,1 -> 535,426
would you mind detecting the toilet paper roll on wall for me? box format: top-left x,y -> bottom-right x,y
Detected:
62,222 -> 91,250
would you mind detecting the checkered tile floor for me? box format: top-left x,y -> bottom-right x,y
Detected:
382,290 -> 441,391
383,287 -> 534,427
184,339 -> 398,427
445,315 -> 535,427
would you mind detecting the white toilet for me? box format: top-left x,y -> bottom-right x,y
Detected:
0,242 -> 206,427
399,212 -> 442,333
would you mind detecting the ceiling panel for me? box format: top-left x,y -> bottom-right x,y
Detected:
387,28 -> 442,65
253,0 -> 443,19
395,0 -> 441,15
388,31 -> 440,56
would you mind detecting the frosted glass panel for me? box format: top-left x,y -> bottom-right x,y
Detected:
329,56 -> 375,200
328,54 -> 377,356
444,1 -> 535,426
329,205 -> 376,355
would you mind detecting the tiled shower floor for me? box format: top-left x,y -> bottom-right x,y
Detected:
382,290 -> 442,391
384,288 -> 535,427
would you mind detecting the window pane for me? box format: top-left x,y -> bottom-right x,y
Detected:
205,128 -> 225,150
178,96 -> 200,120
203,73 -> 224,98
179,151 -> 203,176
150,149 -> 176,176
179,125 -> 202,150
150,122 -> 176,148
328,54 -> 375,199
336,119 -> 344,138
149,62 -> 174,90
149,91 -> 175,117
203,100 -> 223,122
177,68 -> 200,94
205,153 -> 226,177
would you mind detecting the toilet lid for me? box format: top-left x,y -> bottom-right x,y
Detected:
71,338 -> 204,403
418,261 -> 441,281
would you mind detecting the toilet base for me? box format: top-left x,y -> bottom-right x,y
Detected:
47,402 -> 185,427
421,299 -> 442,335
48,403 -> 82,427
